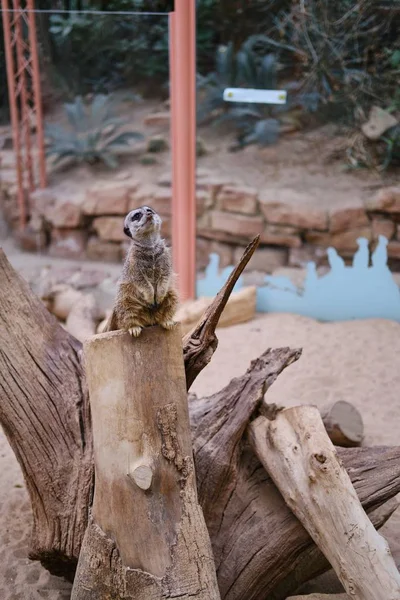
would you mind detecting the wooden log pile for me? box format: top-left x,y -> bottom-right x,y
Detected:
0,236 -> 400,599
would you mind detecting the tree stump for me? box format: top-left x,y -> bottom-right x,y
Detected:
71,326 -> 221,600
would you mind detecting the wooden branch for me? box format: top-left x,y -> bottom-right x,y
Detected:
320,400 -> 364,447
183,235 -> 260,390
0,249 -> 93,579
248,409 -> 400,600
71,326 -> 221,600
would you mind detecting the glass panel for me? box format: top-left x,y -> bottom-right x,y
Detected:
0,6 -> 172,266
195,1 -> 400,321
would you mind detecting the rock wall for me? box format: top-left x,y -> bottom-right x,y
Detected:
1,161 -> 400,274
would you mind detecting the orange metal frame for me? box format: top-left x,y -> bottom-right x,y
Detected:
2,0 -> 46,228
2,0 -> 196,299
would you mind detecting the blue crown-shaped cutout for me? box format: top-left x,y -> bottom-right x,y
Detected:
197,236 -> 400,322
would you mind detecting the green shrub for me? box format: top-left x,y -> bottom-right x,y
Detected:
45,94 -> 143,168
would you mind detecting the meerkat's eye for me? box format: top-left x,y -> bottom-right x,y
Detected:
131,212 -> 141,222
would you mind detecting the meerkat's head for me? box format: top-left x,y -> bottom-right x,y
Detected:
123,206 -> 162,241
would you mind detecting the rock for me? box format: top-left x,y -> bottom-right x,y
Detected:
261,224 -> 302,248
83,181 -> 138,216
197,177 -> 231,203
366,187 -> 400,213
147,135 -> 169,153
218,185 -> 258,214
157,172 -> 172,187
289,245 -> 331,268
65,293 -> 101,343
86,236 -> 121,262
234,245 -> 287,273
161,216 -> 171,238
92,216 -> 125,242
128,184 -> 158,210
48,229 -> 87,258
272,267 -> 308,289
177,286 -> 256,335
144,112 -> 170,127
50,285 -> 85,320
196,137 -> 209,157
361,106 -> 398,140
260,194 -> 328,231
140,154 -> 158,165
210,210 -> 264,238
305,227 -> 372,253
196,238 -> 233,270
15,226 -> 47,252
372,218 -> 395,241
149,189 -> 172,216
196,190 -> 211,216
47,201 -> 82,228
387,241 -> 400,259
329,207 -> 368,233
97,309 -> 112,334
30,188 -> 56,213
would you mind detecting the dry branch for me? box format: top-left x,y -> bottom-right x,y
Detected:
183,235 -> 260,390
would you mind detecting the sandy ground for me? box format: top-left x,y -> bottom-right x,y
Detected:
1,232 -> 400,598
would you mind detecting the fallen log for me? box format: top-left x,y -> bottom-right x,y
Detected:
71,327 -> 220,599
248,408 -> 400,599
1,244 -> 400,600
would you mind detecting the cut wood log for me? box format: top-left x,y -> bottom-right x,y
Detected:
320,400 -> 364,447
261,399 -> 364,448
287,595 -> 350,600
248,408 -> 400,600
177,286 -> 256,335
71,326 -> 221,600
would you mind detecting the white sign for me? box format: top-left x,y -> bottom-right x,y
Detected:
223,88 -> 287,105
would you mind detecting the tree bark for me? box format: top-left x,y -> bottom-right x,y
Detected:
71,326 -> 221,600
0,249 -> 93,580
248,408 -> 400,600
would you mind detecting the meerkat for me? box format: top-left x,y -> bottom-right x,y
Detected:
104,206 -> 178,337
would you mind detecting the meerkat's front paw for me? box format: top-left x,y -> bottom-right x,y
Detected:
160,320 -> 176,331
128,326 -> 142,337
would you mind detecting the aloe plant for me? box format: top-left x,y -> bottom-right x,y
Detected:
45,94 -> 144,169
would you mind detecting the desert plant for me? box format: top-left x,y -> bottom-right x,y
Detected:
45,94 -> 143,168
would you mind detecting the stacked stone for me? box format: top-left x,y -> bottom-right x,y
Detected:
1,150 -> 400,273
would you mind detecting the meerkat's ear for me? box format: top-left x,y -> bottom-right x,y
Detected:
124,225 -> 132,238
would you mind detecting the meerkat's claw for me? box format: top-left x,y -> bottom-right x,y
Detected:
160,320 -> 176,331
128,326 -> 142,337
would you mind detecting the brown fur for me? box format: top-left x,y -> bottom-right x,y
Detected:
105,211 -> 178,335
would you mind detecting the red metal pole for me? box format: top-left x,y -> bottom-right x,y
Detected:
27,0 -> 46,189
2,0 -> 26,227
169,0 -> 196,301
13,0 -> 34,193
